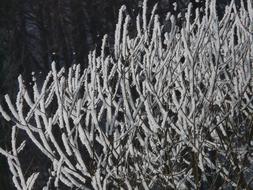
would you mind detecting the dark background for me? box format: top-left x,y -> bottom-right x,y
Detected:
0,0 -> 242,189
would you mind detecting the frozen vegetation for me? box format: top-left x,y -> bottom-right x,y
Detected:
0,0 -> 253,189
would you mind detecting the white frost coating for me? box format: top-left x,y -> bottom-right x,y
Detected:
5,94 -> 19,120
136,15 -> 142,37
26,172 -> 40,190
78,124 -> 93,157
101,34 -> 107,61
8,158 -> 18,177
52,61 -> 64,130
0,0 -> 253,189
0,104 -> 11,121
62,133 -> 72,156
114,5 -> 126,58
54,157 -> 64,187
142,0 -> 148,40
122,15 -> 130,59
17,140 -> 26,153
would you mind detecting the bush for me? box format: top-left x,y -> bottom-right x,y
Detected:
0,0 -> 253,189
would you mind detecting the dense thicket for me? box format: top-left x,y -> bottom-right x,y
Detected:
0,2 -> 194,187
0,0 -> 250,189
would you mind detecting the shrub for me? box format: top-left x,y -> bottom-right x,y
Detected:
0,0 -> 253,189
